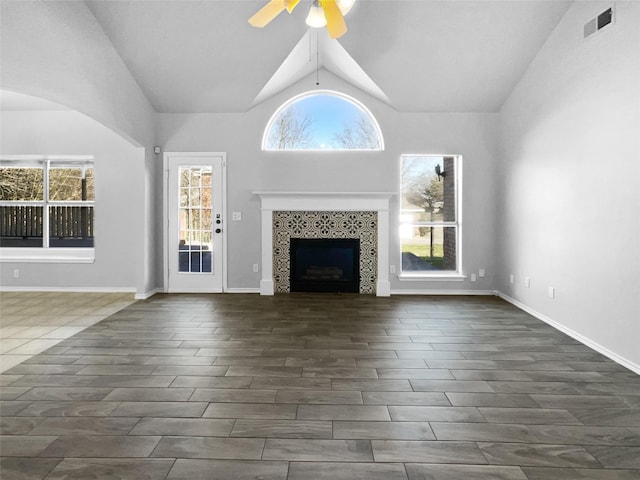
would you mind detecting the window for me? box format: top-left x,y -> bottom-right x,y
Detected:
400,155 -> 460,275
263,90 -> 383,150
0,156 -> 95,255
178,165 -> 213,273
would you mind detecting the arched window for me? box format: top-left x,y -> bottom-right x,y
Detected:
263,91 -> 383,151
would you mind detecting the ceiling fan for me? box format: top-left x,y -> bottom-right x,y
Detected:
248,0 -> 356,39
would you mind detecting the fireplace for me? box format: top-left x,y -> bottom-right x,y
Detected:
290,238 -> 360,293
254,192 -> 393,296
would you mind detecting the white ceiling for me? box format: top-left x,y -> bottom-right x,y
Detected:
85,0 -> 572,113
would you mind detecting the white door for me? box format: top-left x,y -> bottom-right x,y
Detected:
165,153 -> 225,292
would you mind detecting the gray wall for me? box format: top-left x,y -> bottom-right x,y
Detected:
158,72 -> 500,292
497,1 -> 640,368
0,110 -> 146,291
0,0 -> 159,295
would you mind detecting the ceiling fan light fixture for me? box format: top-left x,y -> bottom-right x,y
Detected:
306,1 -> 327,28
336,0 -> 355,15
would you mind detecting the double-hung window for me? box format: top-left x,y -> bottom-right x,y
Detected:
400,155 -> 461,275
0,156 -> 95,262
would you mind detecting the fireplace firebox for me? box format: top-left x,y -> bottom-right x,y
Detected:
290,238 -> 360,293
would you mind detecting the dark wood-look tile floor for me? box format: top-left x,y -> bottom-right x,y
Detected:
1,293 -> 639,479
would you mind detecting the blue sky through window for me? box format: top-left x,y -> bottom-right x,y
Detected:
264,92 -> 382,150
295,95 -> 362,149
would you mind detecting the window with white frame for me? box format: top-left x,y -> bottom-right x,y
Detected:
0,156 -> 95,250
263,90 -> 383,151
400,155 -> 460,274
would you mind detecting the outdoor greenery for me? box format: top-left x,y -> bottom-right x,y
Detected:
402,242 -> 444,269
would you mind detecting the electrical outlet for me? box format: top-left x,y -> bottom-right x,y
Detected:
232,211 -> 242,221
524,276 -> 531,288
13,269 -> 20,278
509,274 -> 515,284
390,265 -> 396,274
478,268 -> 485,278
253,263 -> 259,273
548,286 -> 555,299
470,273 -> 477,282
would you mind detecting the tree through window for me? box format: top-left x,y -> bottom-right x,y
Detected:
400,155 -> 460,273
264,91 -> 383,151
0,156 -> 95,248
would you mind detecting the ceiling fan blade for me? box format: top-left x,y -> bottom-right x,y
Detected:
284,0 -> 301,14
248,0 -> 286,28
321,0 -> 348,39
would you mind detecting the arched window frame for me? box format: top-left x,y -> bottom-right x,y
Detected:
262,90 -> 384,151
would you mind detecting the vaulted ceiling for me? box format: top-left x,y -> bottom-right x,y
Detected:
85,0 -> 572,113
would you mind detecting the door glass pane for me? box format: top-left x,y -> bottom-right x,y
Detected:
401,226 -> 457,272
177,166 -> 213,273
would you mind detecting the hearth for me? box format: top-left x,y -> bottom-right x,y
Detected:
290,238 -> 360,293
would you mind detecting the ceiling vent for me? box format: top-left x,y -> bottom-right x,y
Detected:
584,7 -> 614,39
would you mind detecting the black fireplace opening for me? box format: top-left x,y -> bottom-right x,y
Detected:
290,238 -> 360,293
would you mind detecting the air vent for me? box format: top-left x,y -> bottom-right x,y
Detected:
584,7 -> 614,39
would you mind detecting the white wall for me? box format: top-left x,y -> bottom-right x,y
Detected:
1,110 -> 145,291
497,1 -> 640,369
0,0 -> 160,295
159,72 -> 500,292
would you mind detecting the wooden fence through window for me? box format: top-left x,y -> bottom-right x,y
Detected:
0,205 -> 94,239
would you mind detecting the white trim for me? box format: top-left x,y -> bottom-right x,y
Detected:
1,155 -> 94,161
225,288 -> 261,294
135,288 -> 162,300
397,274 -> 467,282
495,291 -> 640,376
0,286 -> 135,293
0,248 -> 95,263
222,157 -> 228,293
391,289 -> 494,295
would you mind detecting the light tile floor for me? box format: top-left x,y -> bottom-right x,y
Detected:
0,292 -> 135,373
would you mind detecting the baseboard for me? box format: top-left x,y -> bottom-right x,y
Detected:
0,286 -> 136,294
225,288 -> 260,294
135,288 -> 162,300
390,289 -> 494,296
494,290 -> 640,376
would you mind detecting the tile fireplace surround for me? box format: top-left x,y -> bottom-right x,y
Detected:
254,192 -> 394,296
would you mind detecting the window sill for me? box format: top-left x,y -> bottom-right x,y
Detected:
0,248 -> 95,264
397,273 -> 467,282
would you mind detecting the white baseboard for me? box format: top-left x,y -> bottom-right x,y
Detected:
225,288 -> 260,294
135,288 -> 162,300
495,290 -> 640,376
0,286 -> 136,294
391,289 -> 494,296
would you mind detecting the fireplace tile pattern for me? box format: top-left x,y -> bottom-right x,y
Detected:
273,211 -> 377,294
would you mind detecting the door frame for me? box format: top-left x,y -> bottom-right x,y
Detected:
163,152 -> 227,293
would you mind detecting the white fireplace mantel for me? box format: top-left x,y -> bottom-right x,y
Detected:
254,192 -> 395,296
